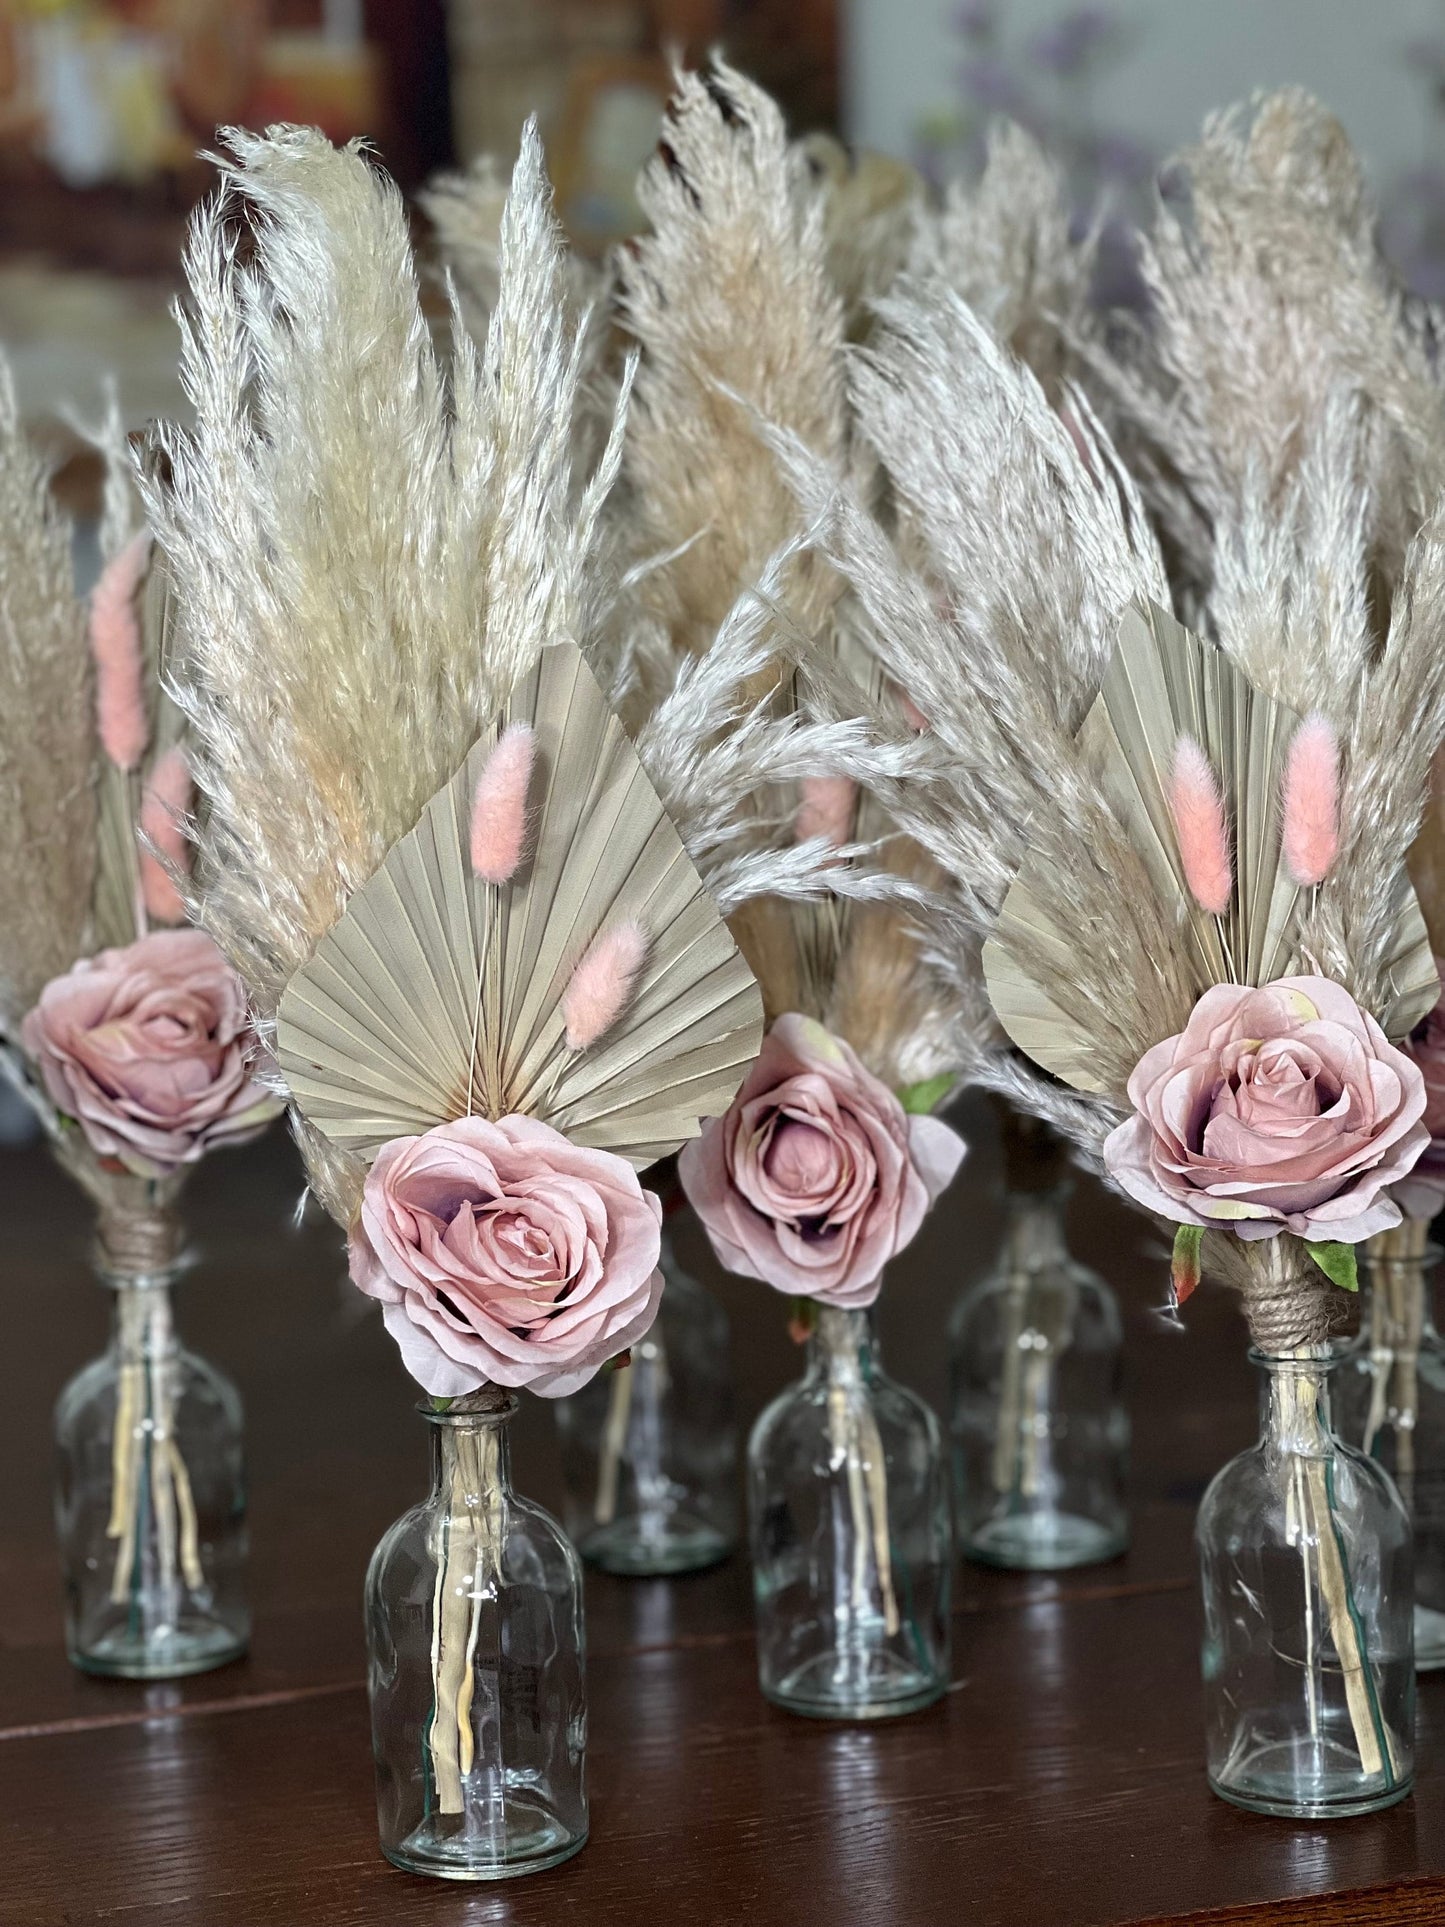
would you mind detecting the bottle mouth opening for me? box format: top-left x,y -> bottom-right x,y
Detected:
1245,1345 -> 1346,1373
97,1265 -> 188,1293
418,1388 -> 519,1424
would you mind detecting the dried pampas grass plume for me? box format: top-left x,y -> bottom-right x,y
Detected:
908,118 -> 1097,401
617,57 -> 847,668
0,357 -> 96,1035
145,122 -> 629,1217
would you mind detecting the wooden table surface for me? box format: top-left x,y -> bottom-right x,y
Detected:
2,1095 -> 1443,1927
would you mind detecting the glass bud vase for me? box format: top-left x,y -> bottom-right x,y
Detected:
1197,1350 -> 1414,1819
949,1181 -> 1128,1569
1335,1223 -> 1445,1671
555,1228 -> 737,1574
366,1390 -> 588,1881
748,1306 -> 951,1719
54,1264 -> 249,1678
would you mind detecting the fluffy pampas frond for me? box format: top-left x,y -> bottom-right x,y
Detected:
1086,89 -> 1445,611
842,283 -> 1167,739
144,123 -> 626,1216
0,358 -> 96,1035
907,119 -> 1097,402
617,57 -> 848,670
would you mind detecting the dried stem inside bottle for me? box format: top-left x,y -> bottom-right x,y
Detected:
819,1308 -> 899,1638
106,1282 -> 204,1616
427,1398 -> 509,1820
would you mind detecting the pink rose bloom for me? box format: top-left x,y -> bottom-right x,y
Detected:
22,929 -> 279,1177
1104,976 -> 1428,1244
678,1012 -> 966,1309
1399,972 -> 1445,1220
350,1114 -> 664,1398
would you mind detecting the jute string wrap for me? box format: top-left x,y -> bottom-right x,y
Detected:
94,1201 -> 185,1284
1239,1236 -> 1336,1354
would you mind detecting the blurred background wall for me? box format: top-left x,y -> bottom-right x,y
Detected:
1,2 -> 1444,466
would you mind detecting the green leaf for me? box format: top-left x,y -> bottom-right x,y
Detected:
898,1073 -> 954,1116
1305,1240 -> 1359,1294
1171,1224 -> 1203,1306
787,1296 -> 818,1343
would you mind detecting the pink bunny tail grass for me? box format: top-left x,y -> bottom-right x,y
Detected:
1282,713 -> 1340,887
794,775 -> 857,848
1168,736 -> 1233,916
89,531 -> 152,771
563,919 -> 649,1052
470,723 -> 534,883
139,747 -> 193,924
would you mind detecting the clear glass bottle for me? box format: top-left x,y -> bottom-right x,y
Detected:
54,1265 -> 249,1677
950,1180 -> 1128,1569
1197,1350 -> 1414,1819
365,1390 -> 588,1881
748,1306 -> 951,1719
555,1228 -> 737,1574
1335,1223 -> 1445,1670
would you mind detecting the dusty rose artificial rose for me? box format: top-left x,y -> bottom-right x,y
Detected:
349,1113 -> 664,1398
1104,975 -> 1428,1244
21,929 -> 279,1177
1399,970 -> 1445,1219
678,1012 -> 966,1309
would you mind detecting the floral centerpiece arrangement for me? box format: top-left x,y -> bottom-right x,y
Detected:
143,119 -> 881,1877
783,141 -> 1445,1809
0,379 -> 277,1678
1080,88 -> 1445,1673
603,61 -> 968,1719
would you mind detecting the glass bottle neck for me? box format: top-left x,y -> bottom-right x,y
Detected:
106,1276 -> 181,1363
1000,1183 -> 1071,1274
1363,1247 -> 1440,1348
1256,1355 -> 1338,1459
805,1306 -> 878,1384
426,1394 -> 517,1502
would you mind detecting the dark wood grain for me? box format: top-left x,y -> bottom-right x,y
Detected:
0,1098 -> 1430,1927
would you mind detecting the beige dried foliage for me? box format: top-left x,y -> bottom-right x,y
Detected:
909,119 -> 1097,400
611,61 -> 965,1094
422,150 -> 624,492
1088,91 -> 1445,998
797,135 -> 924,337
617,59 -> 848,670
1088,89 -> 1445,611
0,361 -> 96,1037
145,124 -> 628,1214
150,120 -> 893,1214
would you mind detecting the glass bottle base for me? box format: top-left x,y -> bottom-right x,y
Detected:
384,1800 -> 588,1882
577,1516 -> 733,1577
1415,1603 -> 1445,1671
762,1648 -> 947,1721
1209,1739 -> 1412,1820
70,1613 -> 248,1679
962,1509 -> 1126,1571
